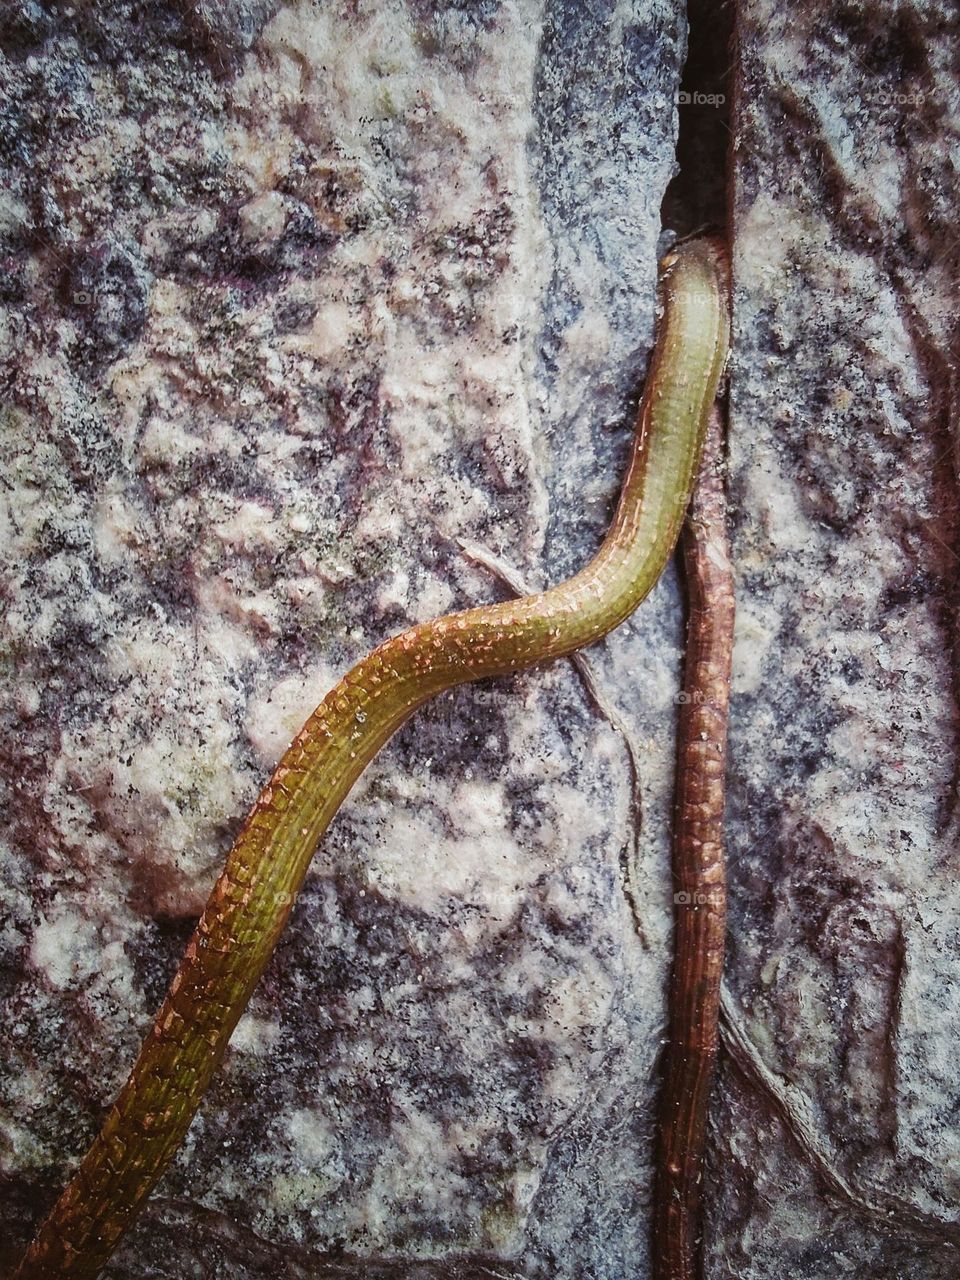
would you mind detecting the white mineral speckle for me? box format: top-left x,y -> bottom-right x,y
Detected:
28,911 -> 100,990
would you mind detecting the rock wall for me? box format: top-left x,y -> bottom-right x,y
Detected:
3,2 -> 957,1277
717,1 -> 960,1275
0,2 -> 687,1276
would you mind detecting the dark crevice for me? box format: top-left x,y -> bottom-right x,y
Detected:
660,0 -> 735,238
653,4 -> 736,1280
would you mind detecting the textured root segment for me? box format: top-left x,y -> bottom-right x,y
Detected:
653,402 -> 735,1280
15,239 -> 730,1280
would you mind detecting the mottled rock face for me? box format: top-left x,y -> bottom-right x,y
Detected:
0,2 -> 687,1277
6,1 -> 955,1276
717,2 -> 960,1277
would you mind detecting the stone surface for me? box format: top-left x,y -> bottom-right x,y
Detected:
6,2 -> 958,1277
0,3 -> 688,1277
716,1 -> 960,1277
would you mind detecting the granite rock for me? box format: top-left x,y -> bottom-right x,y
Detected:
0,2 -> 687,1277
6,1 -> 956,1276
716,1 -> 960,1276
